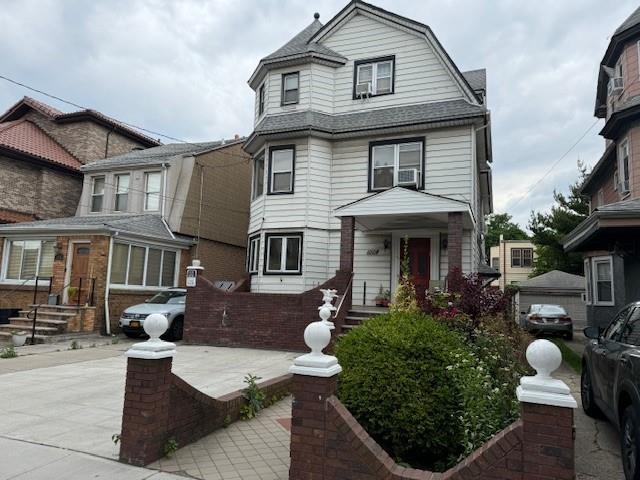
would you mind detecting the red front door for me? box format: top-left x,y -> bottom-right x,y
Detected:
400,238 -> 431,304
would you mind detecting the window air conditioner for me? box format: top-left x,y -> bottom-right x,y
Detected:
397,169 -> 418,186
355,82 -> 372,97
608,77 -> 624,96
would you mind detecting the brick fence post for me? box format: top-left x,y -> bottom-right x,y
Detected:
447,211 -> 463,276
119,314 -> 177,466
339,216 -> 355,273
517,339 -> 577,480
288,305 -> 342,480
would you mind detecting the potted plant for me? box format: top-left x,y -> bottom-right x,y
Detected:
11,330 -> 27,347
375,285 -> 385,307
67,286 -> 78,304
381,289 -> 391,307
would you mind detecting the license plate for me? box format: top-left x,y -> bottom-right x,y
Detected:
129,321 -> 140,328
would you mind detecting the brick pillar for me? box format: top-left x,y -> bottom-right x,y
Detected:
339,216 -> 355,272
119,314 -> 177,466
289,374 -> 339,480
447,211 -> 463,275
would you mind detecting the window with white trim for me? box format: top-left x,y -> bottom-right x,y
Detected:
264,234 -> 302,274
619,139 -> 630,194
370,139 -> 423,190
592,256 -> 614,305
110,242 -> 178,287
144,171 -> 161,211
355,57 -> 394,96
269,146 -> 294,194
91,176 -> 105,212
114,173 -> 130,212
258,83 -> 265,115
247,235 -> 260,274
252,152 -> 264,200
584,259 -> 592,304
281,72 -> 299,105
2,239 -> 54,280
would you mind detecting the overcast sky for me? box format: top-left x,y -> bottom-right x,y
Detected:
0,0 -> 636,228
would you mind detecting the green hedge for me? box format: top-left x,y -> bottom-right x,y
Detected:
335,312 -> 520,470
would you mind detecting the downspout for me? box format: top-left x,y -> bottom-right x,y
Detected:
104,235 -> 115,336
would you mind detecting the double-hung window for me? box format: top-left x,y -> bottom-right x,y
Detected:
511,248 -> 522,267
114,173 -> 130,212
252,152 -> 265,200
354,57 -> 394,97
110,242 -> 177,287
370,139 -> 423,190
3,239 -> 54,280
144,171 -> 161,211
619,139 -> 630,194
264,233 -> 302,274
247,235 -> 260,274
91,176 -> 105,213
510,248 -> 533,268
269,146 -> 295,194
258,84 -> 265,115
281,72 -> 299,105
592,256 -> 614,305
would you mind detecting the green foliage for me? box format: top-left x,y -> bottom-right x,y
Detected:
223,414 -> 232,428
240,374 -> 266,420
0,346 -> 17,359
111,433 -> 121,445
529,162 -> 589,276
69,340 -> 82,350
335,312 -> 522,470
164,437 -> 179,457
390,239 -> 420,315
484,213 -> 528,258
111,336 -> 120,345
552,339 -> 582,374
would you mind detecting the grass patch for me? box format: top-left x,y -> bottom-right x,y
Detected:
552,339 -> 582,374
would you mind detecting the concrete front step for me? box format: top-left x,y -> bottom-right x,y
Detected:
348,306 -> 389,317
18,310 -> 77,319
29,304 -> 83,311
0,324 -> 60,335
8,318 -> 67,330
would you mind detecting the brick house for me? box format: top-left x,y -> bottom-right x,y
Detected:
0,139 -> 250,339
563,6 -> 640,328
0,96 -> 160,224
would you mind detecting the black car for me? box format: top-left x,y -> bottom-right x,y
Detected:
581,301 -> 640,480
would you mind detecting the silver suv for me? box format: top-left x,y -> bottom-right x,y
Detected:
119,288 -> 186,340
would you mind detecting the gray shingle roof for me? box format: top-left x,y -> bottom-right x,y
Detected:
615,6 -> 640,35
81,141 -> 228,172
596,197 -> 640,214
519,270 -> 585,290
262,19 -> 345,62
254,99 -> 486,136
477,262 -> 500,277
0,214 -> 193,245
462,69 -> 486,92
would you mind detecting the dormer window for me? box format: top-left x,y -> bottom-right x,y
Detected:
281,72 -> 299,105
354,56 -> 395,98
91,176 -> 105,213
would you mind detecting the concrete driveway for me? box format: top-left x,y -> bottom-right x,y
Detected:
0,341 -> 297,461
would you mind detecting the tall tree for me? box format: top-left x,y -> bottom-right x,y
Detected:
484,213 -> 528,258
528,163 -> 589,276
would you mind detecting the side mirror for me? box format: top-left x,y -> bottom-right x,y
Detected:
584,326 -> 600,340
144,299 -> 150,303
520,311 -> 527,315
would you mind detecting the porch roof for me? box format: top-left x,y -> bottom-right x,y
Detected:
334,187 -> 474,231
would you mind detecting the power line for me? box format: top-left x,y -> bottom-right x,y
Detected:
508,118 -> 600,210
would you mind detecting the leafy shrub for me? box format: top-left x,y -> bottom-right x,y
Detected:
0,346 -> 17,359
240,373 -> 265,420
335,312 -> 520,470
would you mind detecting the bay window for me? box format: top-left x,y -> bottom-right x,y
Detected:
247,234 -> 260,274
114,173 -> 130,212
354,56 -> 394,97
269,146 -> 295,194
252,152 -> 265,199
144,171 -> 161,211
258,83 -> 265,115
264,233 -> 302,274
91,176 -> 105,213
369,139 -> 423,191
2,239 -> 55,281
110,242 -> 178,287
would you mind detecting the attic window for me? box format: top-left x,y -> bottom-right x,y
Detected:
354,56 -> 395,98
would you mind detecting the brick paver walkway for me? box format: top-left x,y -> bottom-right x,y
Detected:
151,397 -> 292,480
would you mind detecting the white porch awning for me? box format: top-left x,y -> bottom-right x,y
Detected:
334,187 -> 474,231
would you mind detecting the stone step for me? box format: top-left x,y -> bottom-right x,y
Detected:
19,310 -> 77,319
0,323 -> 59,335
9,318 -> 67,329
29,304 -> 83,312
345,316 -> 366,325
347,306 -> 388,318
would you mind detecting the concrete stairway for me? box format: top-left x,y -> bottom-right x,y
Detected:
340,306 -> 389,335
0,305 -> 77,344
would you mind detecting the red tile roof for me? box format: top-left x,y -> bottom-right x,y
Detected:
0,119 -> 82,171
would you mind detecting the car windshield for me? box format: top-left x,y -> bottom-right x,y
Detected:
538,305 -> 567,316
147,291 -> 185,304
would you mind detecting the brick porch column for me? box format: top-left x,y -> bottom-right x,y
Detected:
518,340 -> 577,480
119,314 -> 177,466
447,211 -> 463,275
289,307 -> 342,480
339,216 -> 355,272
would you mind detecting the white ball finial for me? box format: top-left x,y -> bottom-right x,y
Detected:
526,339 -> 562,379
304,321 -> 331,356
125,314 -> 176,360
143,313 -> 169,341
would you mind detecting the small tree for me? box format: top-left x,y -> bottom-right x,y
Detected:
390,238 -> 419,315
484,213 -> 528,258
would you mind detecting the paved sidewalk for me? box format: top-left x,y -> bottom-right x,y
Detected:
151,398 -> 292,480
0,436 -> 185,480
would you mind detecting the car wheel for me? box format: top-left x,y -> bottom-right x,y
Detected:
124,331 -> 142,339
622,406 -> 640,480
165,317 -> 184,341
565,331 -> 573,341
581,364 -> 602,418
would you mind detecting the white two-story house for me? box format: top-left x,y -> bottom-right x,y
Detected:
243,0 -> 493,307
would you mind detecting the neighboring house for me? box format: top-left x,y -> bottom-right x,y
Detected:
515,270 -> 586,329
564,6 -> 640,328
243,0 -> 493,307
489,235 -> 536,289
0,96 -> 160,224
0,138 -> 250,338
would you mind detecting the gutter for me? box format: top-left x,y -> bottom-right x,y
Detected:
104,235 -> 114,336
